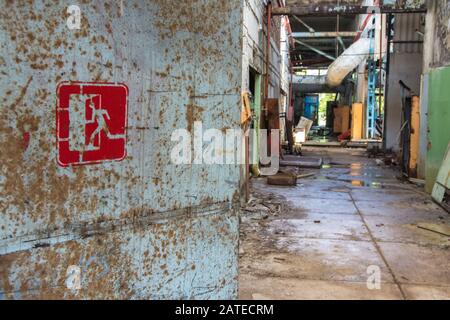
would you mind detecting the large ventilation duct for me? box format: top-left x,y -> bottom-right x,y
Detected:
326,38 -> 371,87
292,75 -> 347,94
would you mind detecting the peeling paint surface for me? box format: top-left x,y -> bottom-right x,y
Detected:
0,0 -> 242,299
426,66 -> 450,193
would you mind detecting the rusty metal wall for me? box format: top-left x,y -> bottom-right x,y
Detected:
393,12 -> 424,53
0,0 -> 242,299
385,12 -> 425,151
425,0 -> 450,69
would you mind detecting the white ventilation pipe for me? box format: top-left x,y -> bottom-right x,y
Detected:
326,38 -> 371,87
326,0 -> 377,87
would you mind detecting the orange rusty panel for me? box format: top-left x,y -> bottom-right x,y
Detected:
351,103 -> 364,140
0,1 -> 242,299
409,95 -> 420,178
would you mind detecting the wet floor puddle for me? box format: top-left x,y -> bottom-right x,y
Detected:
320,163 -> 384,188
350,180 -> 383,188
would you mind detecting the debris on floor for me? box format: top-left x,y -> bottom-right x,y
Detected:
267,171 -> 297,186
297,172 -> 316,179
241,189 -> 286,222
240,147 -> 450,300
368,148 -> 399,167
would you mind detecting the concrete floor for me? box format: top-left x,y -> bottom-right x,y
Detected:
239,147 -> 450,300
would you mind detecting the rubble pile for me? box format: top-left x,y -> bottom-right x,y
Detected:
240,190 -> 285,223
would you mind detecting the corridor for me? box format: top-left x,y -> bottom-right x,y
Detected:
239,147 -> 450,300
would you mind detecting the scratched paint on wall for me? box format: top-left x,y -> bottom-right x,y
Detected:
56,82 -> 128,166
0,0 -> 243,299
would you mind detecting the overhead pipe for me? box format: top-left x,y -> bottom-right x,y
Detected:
326,0 -> 380,87
326,38 -> 371,87
292,83 -> 347,94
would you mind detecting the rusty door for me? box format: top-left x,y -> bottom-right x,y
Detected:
0,0 -> 242,299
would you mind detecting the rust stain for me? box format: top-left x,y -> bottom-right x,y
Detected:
0,0 -> 240,299
10,76 -> 33,112
152,0 -> 233,39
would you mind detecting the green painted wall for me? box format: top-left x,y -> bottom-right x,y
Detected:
426,66 -> 450,192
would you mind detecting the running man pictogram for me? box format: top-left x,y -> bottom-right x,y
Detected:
57,82 -> 128,166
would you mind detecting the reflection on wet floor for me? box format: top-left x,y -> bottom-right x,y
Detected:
320,161 -> 387,188
351,180 -> 383,188
239,146 -> 450,300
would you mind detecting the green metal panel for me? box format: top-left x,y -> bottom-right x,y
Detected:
251,74 -> 262,169
426,66 -> 450,192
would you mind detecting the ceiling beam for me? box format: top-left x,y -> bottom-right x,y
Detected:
273,5 -> 427,17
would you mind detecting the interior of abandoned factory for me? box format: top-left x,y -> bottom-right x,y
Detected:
239,0 -> 450,300
0,0 -> 449,302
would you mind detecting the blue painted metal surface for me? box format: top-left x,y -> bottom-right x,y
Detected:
0,0 -> 242,299
303,94 -> 319,123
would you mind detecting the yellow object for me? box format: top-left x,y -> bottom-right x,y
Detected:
241,92 -> 252,125
250,164 -> 261,177
351,103 -> 364,140
409,96 -> 420,177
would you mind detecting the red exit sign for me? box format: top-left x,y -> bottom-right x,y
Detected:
56,82 -> 128,166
